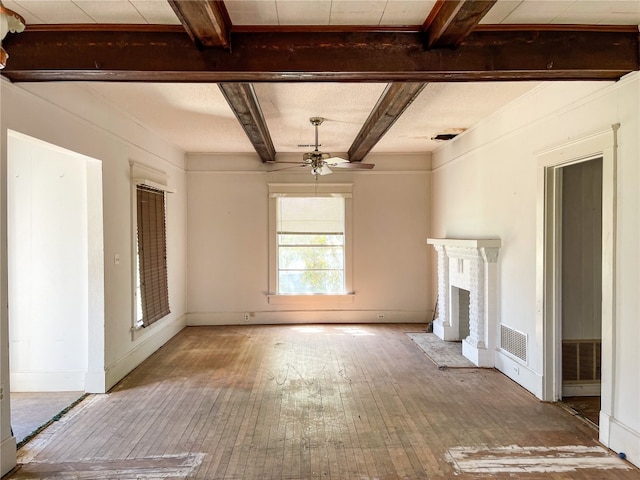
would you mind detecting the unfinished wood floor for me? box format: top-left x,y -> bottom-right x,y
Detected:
9,324 -> 639,479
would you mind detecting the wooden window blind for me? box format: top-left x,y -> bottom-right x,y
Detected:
136,185 -> 170,327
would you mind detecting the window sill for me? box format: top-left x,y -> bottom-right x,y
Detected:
130,322 -> 145,341
267,294 -> 355,305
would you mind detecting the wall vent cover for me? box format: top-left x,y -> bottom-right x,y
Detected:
500,324 -> 527,362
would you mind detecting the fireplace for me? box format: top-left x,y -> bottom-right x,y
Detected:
427,238 -> 501,367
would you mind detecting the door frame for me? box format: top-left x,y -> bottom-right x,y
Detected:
536,125 -> 618,438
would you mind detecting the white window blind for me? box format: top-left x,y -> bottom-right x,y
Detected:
276,196 -> 346,294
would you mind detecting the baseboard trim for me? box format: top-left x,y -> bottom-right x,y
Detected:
9,371 -> 85,392
562,383 -> 601,397
84,371 -> 107,394
494,349 -> 543,399
600,412 -> 640,468
104,315 -> 187,391
1,434 -> 17,476
187,310 -> 429,326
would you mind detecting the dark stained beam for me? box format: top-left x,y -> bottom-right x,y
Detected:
218,83 -> 275,163
348,83 -> 427,162
423,0 -> 498,48
168,0 -> 230,48
2,28 -> 637,82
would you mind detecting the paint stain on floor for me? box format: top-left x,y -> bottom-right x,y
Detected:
446,445 -> 632,474
9,453 -> 205,479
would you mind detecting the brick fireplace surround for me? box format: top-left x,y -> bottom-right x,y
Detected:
427,238 -> 501,367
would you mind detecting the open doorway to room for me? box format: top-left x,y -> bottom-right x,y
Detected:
539,126 -> 617,440
7,131 -> 104,444
559,158 -> 603,426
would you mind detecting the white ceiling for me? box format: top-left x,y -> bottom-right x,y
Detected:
8,1 -> 640,27
6,1 -> 640,156
3,0 -> 179,24
70,81 -> 538,154
482,0 -> 640,25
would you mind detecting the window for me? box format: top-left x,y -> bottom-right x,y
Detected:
268,183 -> 353,303
277,196 -> 345,294
136,185 -> 170,327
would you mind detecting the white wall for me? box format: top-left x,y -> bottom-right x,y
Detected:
8,132 -> 94,391
0,80 -> 188,475
561,159 -> 602,341
186,153 -> 432,325
431,74 -> 640,466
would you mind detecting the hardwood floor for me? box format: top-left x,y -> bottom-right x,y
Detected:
10,392 -> 85,445
562,396 -> 601,426
7,324 -> 639,479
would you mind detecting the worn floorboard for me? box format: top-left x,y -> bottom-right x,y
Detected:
8,324 -> 640,479
10,392 -> 85,444
563,396 -> 601,426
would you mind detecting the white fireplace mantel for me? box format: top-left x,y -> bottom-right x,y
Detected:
427,238 -> 501,367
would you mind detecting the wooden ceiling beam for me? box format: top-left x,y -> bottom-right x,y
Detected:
423,0 -> 498,48
168,0 -> 231,48
2,29 -> 637,82
218,83 -> 275,163
348,83 -> 427,162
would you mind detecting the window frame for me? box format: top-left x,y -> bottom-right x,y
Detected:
130,161 -> 175,334
135,185 -> 170,327
268,183 -> 354,305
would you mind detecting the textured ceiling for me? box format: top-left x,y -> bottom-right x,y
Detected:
70,81 -> 541,154
6,1 -> 639,155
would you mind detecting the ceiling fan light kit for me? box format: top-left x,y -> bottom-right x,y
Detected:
271,117 -> 375,176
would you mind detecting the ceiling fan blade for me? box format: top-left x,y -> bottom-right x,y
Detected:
333,162 -> 375,170
273,161 -> 307,164
325,156 -> 349,165
267,164 -> 308,173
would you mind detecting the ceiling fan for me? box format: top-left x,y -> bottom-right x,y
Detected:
272,117 -> 375,175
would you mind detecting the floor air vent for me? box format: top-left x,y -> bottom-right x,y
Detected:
500,324 -> 527,362
562,340 -> 601,382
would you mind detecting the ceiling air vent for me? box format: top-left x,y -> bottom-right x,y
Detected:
431,133 -> 458,141
500,324 -> 527,363
431,128 -> 466,142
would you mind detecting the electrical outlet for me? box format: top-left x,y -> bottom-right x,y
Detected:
244,313 -> 250,321
0,385 -> 3,400
513,365 -> 520,375
377,313 -> 385,319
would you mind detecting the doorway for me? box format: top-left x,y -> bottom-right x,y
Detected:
559,158 -> 603,425
537,126 -> 617,445
7,130 -> 104,442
